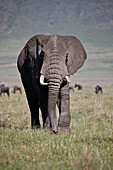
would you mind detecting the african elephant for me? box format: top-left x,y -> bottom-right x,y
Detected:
75,84 -> 82,90
95,85 -> 103,94
13,85 -> 22,94
0,84 -> 10,97
17,34 -> 87,133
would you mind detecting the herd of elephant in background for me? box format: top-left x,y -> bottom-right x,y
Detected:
0,84 -> 22,97
69,84 -> 103,94
0,83 -> 103,97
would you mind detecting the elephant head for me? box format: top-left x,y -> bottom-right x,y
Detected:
17,34 -> 87,133
39,35 -> 86,79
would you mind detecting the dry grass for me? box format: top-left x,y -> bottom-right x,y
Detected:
0,86 -> 113,170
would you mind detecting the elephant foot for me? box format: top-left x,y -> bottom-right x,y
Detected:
32,124 -> 41,129
58,126 -> 70,134
43,123 -> 49,129
43,117 -> 50,128
52,127 -> 58,134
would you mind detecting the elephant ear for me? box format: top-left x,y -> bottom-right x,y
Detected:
17,44 -> 29,73
66,36 -> 87,75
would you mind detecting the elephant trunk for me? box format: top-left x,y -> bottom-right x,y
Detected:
47,76 -> 61,133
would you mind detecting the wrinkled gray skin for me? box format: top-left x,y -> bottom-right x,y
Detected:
17,35 -> 87,133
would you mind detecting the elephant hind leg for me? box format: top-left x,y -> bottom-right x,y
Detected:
40,106 -> 50,129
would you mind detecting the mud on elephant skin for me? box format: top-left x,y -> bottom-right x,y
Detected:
17,34 -> 87,133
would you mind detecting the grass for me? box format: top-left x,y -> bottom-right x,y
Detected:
0,86 -> 113,170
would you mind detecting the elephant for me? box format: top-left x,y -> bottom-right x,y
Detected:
75,84 -> 82,90
95,85 -> 103,94
0,84 -> 10,97
69,85 -> 75,92
13,85 -> 22,94
17,34 -> 87,133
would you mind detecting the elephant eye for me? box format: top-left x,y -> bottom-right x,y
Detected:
65,53 -> 68,64
40,51 -> 44,57
39,51 -> 45,63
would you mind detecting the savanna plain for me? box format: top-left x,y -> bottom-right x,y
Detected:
0,86 -> 113,170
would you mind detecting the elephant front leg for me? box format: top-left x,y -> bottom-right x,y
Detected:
23,86 -> 41,129
48,102 -> 58,133
58,83 -> 71,133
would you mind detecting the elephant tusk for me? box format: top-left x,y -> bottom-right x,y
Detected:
65,76 -> 71,84
40,75 -> 48,85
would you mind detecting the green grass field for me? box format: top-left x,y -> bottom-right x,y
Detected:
0,86 -> 113,170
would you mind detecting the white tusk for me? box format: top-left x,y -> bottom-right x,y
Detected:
65,76 -> 71,83
40,75 -> 48,85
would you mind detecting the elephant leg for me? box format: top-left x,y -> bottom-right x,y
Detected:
48,93 -> 58,133
40,106 -> 50,128
58,82 -> 71,133
21,77 -> 40,129
24,87 -> 40,128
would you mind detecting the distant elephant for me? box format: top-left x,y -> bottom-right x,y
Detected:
95,85 -> 103,94
17,34 -> 87,133
69,85 -> 75,91
75,84 -> 82,90
0,84 -> 10,97
13,85 -> 22,94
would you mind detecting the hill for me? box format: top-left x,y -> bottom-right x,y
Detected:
0,0 -> 113,44
0,0 -> 113,84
